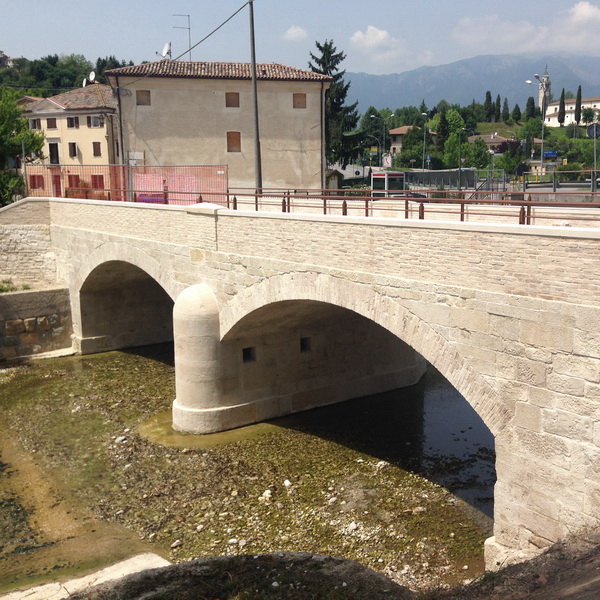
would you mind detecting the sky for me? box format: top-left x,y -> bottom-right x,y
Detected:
3,0 -> 600,74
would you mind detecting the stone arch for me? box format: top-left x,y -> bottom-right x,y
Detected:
220,271 -> 512,436
71,242 -> 182,353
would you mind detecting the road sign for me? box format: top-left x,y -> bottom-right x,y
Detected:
587,124 -> 600,139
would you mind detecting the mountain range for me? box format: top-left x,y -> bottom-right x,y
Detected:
345,53 -> 600,113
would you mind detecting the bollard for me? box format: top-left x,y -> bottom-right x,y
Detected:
233,195 -> 238,210
282,197 -> 287,212
342,200 -> 347,216
519,205 -> 525,224
418,202 -> 424,219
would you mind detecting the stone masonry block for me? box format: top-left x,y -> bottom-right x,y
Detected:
543,408 -> 594,442
514,402 -> 542,432
552,354 -> 600,383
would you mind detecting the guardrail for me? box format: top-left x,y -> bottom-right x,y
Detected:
50,186 -> 600,228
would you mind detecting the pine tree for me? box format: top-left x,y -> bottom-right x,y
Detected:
502,98 -> 510,123
494,95 -> 501,123
525,96 -> 537,120
558,88 -> 566,127
484,91 -> 493,122
512,103 -> 522,123
309,40 -> 358,167
575,85 -> 582,131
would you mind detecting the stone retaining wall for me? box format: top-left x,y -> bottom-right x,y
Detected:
0,289 -> 72,360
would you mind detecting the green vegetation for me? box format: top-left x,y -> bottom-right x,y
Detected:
0,279 -> 31,292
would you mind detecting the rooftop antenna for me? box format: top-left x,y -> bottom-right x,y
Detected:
173,14 -> 192,60
156,42 -> 172,59
82,70 -> 96,87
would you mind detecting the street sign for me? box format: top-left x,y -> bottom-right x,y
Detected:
587,124 -> 600,139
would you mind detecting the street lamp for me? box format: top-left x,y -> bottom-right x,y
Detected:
421,112 -> 428,170
526,75 -> 548,179
366,134 -> 381,167
370,114 -> 391,167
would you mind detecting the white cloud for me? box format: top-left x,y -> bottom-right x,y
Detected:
350,25 -> 412,69
282,25 -> 307,42
451,2 -> 600,55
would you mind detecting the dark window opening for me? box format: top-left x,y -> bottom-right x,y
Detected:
300,337 -> 312,352
242,346 -> 256,363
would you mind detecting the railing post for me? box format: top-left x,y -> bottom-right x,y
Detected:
287,193 -> 291,213
282,197 -> 287,212
460,202 -> 465,222
404,198 -> 409,219
255,190 -> 258,211
233,195 -> 238,210
323,198 -> 327,215
198,194 -> 203,203
526,203 -> 532,225
342,200 -> 347,216
365,199 -> 369,217
519,205 -> 525,224
418,202 -> 424,219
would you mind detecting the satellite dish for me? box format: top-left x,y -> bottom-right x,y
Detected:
157,42 -> 171,59
89,71 -> 96,82
82,77 -> 87,87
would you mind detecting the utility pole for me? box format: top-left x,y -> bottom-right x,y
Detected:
249,0 -> 263,197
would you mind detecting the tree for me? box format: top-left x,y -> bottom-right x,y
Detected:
309,40 -> 358,166
502,98 -> 510,123
575,85 -> 582,132
495,140 -> 525,176
435,110 -> 450,151
0,88 -> 44,205
494,94 -> 501,123
512,103 -> 522,123
466,137 -> 492,169
484,91 -> 493,122
525,96 -> 537,120
582,107 -> 596,125
558,88 -> 566,127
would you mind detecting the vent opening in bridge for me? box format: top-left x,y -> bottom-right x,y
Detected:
300,337 -> 312,352
242,346 -> 256,363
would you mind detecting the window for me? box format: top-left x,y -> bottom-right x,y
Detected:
91,174 -> 105,189
29,175 -> 44,189
136,90 -> 151,106
87,115 -> 105,128
300,337 -> 312,353
68,142 -> 77,158
92,141 -> 102,157
46,118 -> 57,129
227,131 -> 241,152
242,347 -> 256,363
293,93 -> 307,109
29,118 -> 41,130
49,143 -> 59,164
225,92 -> 240,107
68,175 -> 80,188
67,116 -> 80,129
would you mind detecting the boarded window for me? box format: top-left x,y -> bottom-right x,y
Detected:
136,90 -> 151,106
227,131 -> 241,153
293,93 -> 307,109
225,92 -> 240,107
68,142 -> 77,158
46,118 -> 57,129
92,141 -> 102,157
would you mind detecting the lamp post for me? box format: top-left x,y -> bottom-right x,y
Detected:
370,114 -> 391,167
526,75 -> 548,179
366,135 -> 381,167
421,112 -> 428,170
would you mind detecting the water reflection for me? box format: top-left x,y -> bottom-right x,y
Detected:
276,366 -> 496,529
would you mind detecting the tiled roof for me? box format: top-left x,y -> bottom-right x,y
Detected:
389,126 -> 415,135
105,60 -> 333,82
26,84 -> 116,113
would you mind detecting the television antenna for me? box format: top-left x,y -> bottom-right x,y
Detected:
156,41 -> 172,59
173,14 -> 192,60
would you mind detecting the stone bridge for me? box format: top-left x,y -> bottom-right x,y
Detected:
2,196 -> 600,570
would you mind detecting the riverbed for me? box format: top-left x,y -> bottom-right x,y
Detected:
0,344 -> 495,594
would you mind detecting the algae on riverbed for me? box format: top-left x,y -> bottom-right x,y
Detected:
0,345 -> 493,593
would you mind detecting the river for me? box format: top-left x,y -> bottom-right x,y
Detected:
0,344 -> 495,593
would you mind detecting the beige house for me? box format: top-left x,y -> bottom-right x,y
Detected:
105,60 -> 332,190
24,84 -> 118,167
389,126 -> 416,155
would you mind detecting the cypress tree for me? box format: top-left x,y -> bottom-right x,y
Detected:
558,88 -> 566,127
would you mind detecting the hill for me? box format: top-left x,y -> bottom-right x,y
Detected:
346,53 -> 600,112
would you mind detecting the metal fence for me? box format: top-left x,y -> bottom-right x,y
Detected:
24,164 -> 229,205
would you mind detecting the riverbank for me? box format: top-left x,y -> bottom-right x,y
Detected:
0,345 -> 493,596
